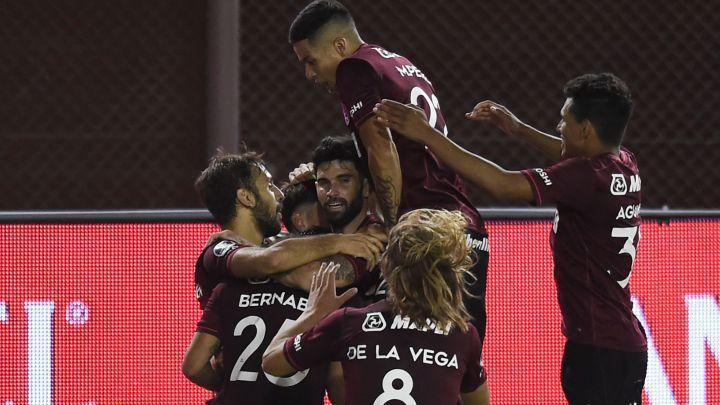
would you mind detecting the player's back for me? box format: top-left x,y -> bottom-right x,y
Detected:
336,44 -> 484,234
197,279 -> 328,404
288,299 -> 484,404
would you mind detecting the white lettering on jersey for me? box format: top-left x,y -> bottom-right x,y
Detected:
629,175 -> 642,192
349,101 -> 363,118
347,345 -> 367,360
534,168 -> 552,186
293,334 -> 302,352
409,347 -> 459,369
390,315 -> 450,335
362,312 -> 387,332
195,284 -> 203,299
616,204 -> 641,220
465,235 -> 490,253
610,174 -> 628,195
395,64 -> 431,85
376,344 -> 400,360
372,47 -> 400,59
237,292 -> 308,311
213,240 -> 238,257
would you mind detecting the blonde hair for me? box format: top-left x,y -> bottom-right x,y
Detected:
381,209 -> 475,333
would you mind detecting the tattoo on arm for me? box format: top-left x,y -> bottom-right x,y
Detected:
375,176 -> 399,227
332,255 -> 357,285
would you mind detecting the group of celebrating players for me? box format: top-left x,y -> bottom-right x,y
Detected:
182,1 -> 648,404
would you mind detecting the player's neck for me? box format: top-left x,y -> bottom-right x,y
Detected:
338,203 -> 371,234
586,143 -> 620,158
227,213 -> 264,245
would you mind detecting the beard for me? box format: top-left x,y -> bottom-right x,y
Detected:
324,194 -> 364,230
253,198 -> 282,238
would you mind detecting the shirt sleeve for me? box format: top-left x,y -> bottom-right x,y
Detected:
202,240 -> 248,278
336,58 -> 382,128
195,282 -> 228,336
282,308 -> 348,371
521,157 -> 596,211
460,325 -> 485,392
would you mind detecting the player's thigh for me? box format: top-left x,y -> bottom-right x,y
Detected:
600,348 -> 648,405
561,341 -> 602,405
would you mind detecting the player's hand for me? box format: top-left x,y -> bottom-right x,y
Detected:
306,262 -> 357,317
204,230 -> 250,248
373,99 -> 433,143
465,100 -> 522,136
288,162 -> 315,184
334,233 -> 386,271
210,350 -> 224,372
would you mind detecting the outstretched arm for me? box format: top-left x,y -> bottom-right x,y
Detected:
225,232 -> 385,278
374,100 -> 533,203
466,100 -> 562,162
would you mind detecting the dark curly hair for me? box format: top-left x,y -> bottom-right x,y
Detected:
312,136 -> 368,179
280,180 -> 318,233
563,73 -> 633,146
194,151 -> 265,227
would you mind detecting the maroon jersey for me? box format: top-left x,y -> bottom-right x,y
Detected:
283,300 -> 485,405
521,148 -> 646,351
194,239 -> 252,309
197,280 -> 328,405
336,43 -> 485,234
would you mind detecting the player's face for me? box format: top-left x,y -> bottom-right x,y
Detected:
293,39 -> 342,94
316,160 -> 366,229
556,98 -> 584,159
252,165 -> 284,237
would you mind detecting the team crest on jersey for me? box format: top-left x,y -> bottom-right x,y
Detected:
362,312 -> 387,332
213,240 -> 238,257
610,174 -> 628,196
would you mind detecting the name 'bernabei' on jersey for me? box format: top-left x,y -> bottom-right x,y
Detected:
284,300 -> 485,404
198,280 -> 328,405
336,43 -> 485,235
521,148 -> 646,351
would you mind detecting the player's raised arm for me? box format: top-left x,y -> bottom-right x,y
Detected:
356,118 -> 402,226
466,100 -> 563,162
374,100 -> 534,203
228,232 -> 385,278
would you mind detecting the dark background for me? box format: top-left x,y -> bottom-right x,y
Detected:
2,0 -> 718,210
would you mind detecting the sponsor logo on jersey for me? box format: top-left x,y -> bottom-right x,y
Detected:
465,235 -> 490,253
534,168 -> 553,186
610,173 -> 628,196
293,334 -> 302,352
349,101 -> 363,118
362,312 -> 387,332
213,240 -> 238,257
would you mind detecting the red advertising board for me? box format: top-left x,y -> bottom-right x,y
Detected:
1,219 -> 718,404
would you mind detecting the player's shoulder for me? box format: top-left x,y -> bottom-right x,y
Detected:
338,44 -> 406,74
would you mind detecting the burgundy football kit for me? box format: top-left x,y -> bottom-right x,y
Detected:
335,44 -> 490,359
522,148 -> 648,404
284,300 -> 485,405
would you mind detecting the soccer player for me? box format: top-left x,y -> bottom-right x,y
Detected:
373,73 -> 648,404
288,1 -> 490,375
192,151 -> 384,309
262,209 -> 490,405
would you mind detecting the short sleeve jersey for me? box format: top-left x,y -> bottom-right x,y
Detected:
521,148 -> 647,351
336,44 -> 485,235
283,300 -> 485,404
197,280 -> 328,405
194,239 -> 251,309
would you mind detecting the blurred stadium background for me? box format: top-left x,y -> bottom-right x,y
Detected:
1,0 -> 718,404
